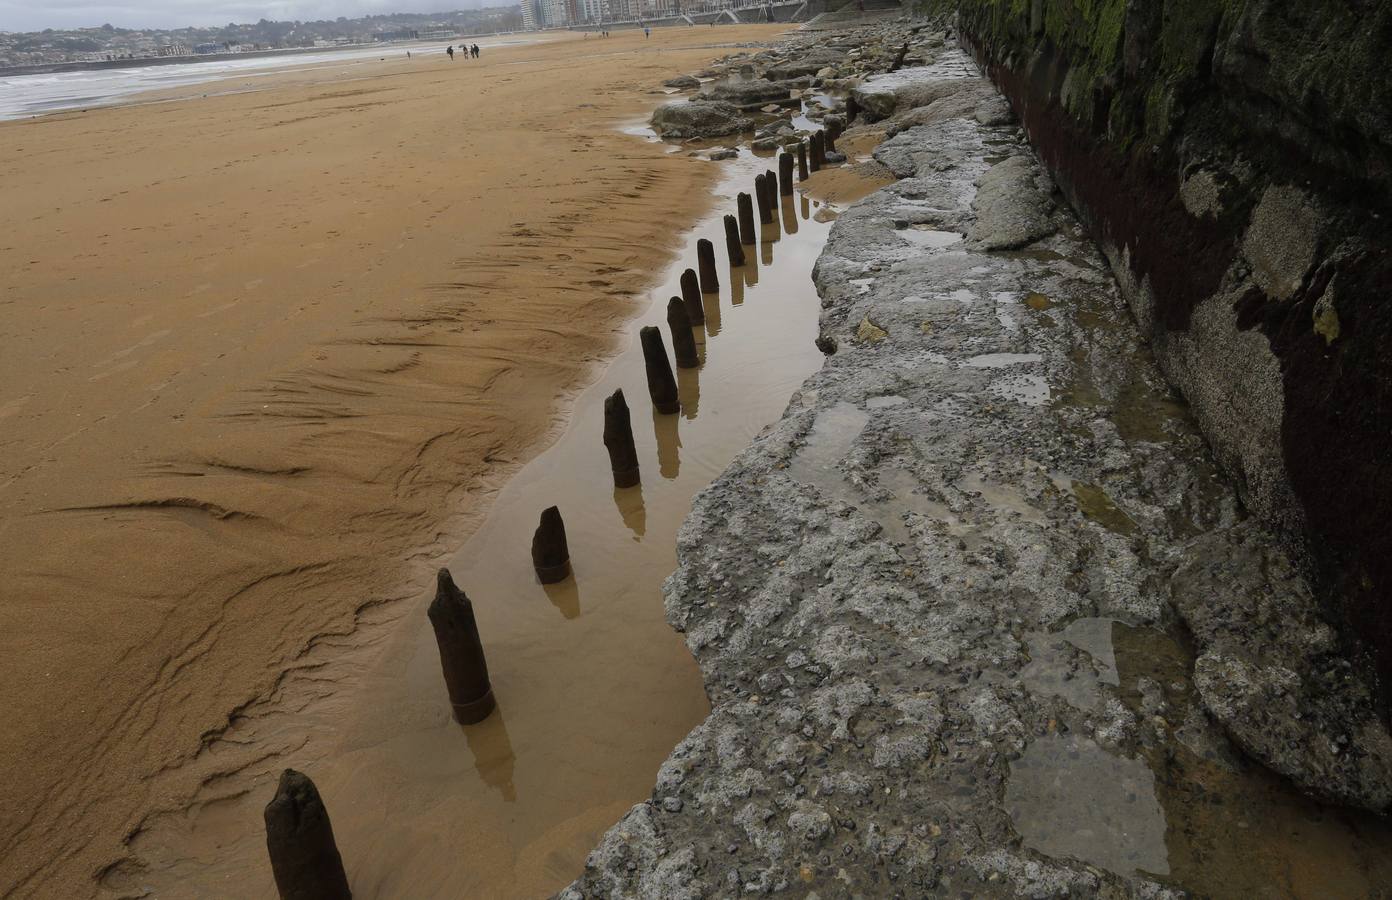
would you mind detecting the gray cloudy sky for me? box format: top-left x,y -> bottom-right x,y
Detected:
0,0 -> 482,32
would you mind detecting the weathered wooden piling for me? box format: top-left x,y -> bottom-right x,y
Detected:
603,388 -> 640,487
679,267 -> 705,325
427,568 -> 496,724
531,506 -> 571,584
696,238 -> 719,293
723,214 -> 746,266
889,41 -> 909,73
809,132 -> 823,172
778,152 -> 795,196
825,120 -> 839,153
737,192 -> 757,245
754,174 -> 772,224
640,325 -> 680,414
264,769 -> 352,900
765,168 -> 779,211
666,296 -> 700,369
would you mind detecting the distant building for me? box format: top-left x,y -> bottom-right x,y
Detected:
540,0 -> 570,26
193,42 -> 221,54
519,0 -> 541,29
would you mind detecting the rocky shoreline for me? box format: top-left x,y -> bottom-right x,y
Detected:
565,20 -> 1392,899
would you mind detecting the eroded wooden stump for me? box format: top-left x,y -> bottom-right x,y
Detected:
264,769 -> 352,900
427,568 -> 496,724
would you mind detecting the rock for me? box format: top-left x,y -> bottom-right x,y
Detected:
852,68 -> 976,121
701,78 -> 796,108
764,49 -> 847,81
751,137 -> 779,152
1241,183 -> 1322,300
855,315 -> 887,342
650,100 -> 751,139
966,155 -> 1057,250
664,74 -> 701,89
708,147 -> 738,161
882,81 -> 997,136
1172,524 -> 1392,812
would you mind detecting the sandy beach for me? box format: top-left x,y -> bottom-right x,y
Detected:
0,25 -> 785,896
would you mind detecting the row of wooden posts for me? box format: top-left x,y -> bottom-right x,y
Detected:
261,122 -> 841,900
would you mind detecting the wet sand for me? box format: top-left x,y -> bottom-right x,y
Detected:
116,148 -> 840,899
0,26 -> 785,897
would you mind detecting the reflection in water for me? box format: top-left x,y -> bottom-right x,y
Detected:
729,267 -> 744,305
761,233 -> 774,266
701,291 -> 722,336
653,407 -> 680,479
677,365 -> 701,420
761,215 -> 780,247
801,194 -> 811,220
542,576 -> 581,619
463,706 -> 517,803
611,484 -> 646,539
781,195 -> 798,234
743,252 -> 759,288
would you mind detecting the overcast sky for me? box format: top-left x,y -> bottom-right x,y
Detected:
0,0 -> 485,32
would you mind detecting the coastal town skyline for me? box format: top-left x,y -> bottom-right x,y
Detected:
0,0 -> 498,33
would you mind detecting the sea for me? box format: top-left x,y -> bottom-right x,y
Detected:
0,37 -> 532,121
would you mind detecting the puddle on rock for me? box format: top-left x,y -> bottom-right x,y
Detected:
1014,614 -> 1392,897
788,402 -> 942,547
1070,481 -> 1138,535
1007,733 -> 1170,877
896,224 -> 964,249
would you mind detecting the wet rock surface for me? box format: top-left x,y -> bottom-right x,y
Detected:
1172,524 -> 1392,812
570,29 -> 1392,900
651,100 -> 752,139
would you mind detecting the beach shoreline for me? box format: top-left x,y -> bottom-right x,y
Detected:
0,25 -> 785,896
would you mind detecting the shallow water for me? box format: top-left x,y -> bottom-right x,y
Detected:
117,131 -> 840,898
0,38 -> 531,120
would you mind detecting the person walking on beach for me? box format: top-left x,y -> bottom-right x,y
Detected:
472,44 -> 480,58
447,45 -> 455,60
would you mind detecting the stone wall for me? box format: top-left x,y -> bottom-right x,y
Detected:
949,0 -> 1392,707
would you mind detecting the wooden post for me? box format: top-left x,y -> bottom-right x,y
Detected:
679,268 -> 704,325
264,769 -> 352,900
427,568 -> 496,724
825,120 -> 839,153
764,168 -> 779,211
809,132 -> 823,172
666,297 -> 699,369
696,238 -> 719,293
723,214 -> 746,266
754,174 -> 772,224
603,388 -> 640,488
889,41 -> 909,73
798,141 -> 810,180
640,326 -> 680,415
531,506 -> 571,584
737,193 -> 757,245
778,152 -> 794,196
